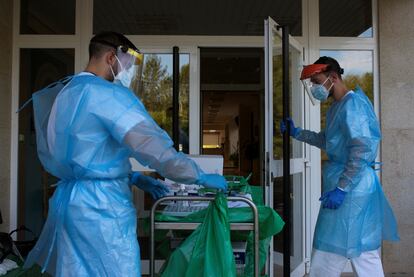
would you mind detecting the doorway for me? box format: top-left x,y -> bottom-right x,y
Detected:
200,48 -> 263,185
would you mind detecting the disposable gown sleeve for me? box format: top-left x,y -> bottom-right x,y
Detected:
295,129 -> 326,150
123,120 -> 204,184
337,95 -> 380,191
91,85 -> 204,184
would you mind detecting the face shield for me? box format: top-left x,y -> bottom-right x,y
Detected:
300,64 -> 329,106
114,46 -> 144,89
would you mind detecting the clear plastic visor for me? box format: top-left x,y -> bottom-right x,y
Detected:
115,47 -> 144,89
301,79 -> 318,106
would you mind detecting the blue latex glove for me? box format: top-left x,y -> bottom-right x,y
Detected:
196,174 -> 228,191
280,117 -> 301,138
319,187 -> 347,209
130,172 -> 169,200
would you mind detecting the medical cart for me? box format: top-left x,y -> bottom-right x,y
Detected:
150,196 -> 260,277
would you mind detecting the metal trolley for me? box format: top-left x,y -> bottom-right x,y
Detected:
150,196 -> 260,277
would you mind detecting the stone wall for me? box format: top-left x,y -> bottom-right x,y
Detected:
379,0 -> 414,274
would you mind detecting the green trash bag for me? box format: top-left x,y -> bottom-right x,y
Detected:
160,193 -> 236,277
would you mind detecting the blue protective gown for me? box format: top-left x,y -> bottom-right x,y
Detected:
24,72 -> 205,276
296,88 -> 399,258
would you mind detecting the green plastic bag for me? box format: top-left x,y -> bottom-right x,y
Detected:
160,193 -> 236,277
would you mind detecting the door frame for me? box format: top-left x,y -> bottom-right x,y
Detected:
264,16 -> 308,276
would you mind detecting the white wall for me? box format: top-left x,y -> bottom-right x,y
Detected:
379,0 -> 414,274
0,0 -> 13,232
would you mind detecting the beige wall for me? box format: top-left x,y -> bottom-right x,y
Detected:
0,0 -> 12,233
379,0 -> 414,274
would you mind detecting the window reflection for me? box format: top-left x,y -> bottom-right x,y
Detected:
319,50 -> 374,161
272,40 -> 303,160
129,54 -> 190,153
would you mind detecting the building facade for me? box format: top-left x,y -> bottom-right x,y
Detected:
0,0 -> 413,275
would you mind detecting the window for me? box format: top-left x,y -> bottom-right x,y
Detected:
93,0 -> 302,36
20,0 -> 76,34
272,39 -> 303,160
129,54 -> 190,153
319,50 -> 374,162
319,0 -> 372,37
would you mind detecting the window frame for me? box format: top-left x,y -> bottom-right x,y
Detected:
305,0 -> 379,272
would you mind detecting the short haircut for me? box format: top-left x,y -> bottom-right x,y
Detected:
314,56 -> 344,78
89,31 -> 138,60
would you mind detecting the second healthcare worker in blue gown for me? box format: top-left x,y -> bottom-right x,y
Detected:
281,57 -> 399,277
23,32 -> 228,276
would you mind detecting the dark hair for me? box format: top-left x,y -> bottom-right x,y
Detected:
314,56 -> 344,77
89,31 -> 138,60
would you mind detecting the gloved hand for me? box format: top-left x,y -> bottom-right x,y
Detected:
280,117 -> 301,138
319,187 -> 347,209
130,172 -> 169,200
196,174 -> 228,191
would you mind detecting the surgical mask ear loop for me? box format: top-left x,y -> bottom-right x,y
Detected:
326,77 -> 334,92
321,74 -> 334,94
109,55 -> 124,80
114,55 -> 124,73
109,64 -> 116,80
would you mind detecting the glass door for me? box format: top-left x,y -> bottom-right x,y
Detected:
18,49 -> 75,240
264,17 -> 306,277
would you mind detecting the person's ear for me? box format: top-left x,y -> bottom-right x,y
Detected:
105,51 -> 116,67
332,72 -> 340,81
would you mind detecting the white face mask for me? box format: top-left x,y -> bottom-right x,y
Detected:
114,65 -> 137,88
110,56 -> 137,88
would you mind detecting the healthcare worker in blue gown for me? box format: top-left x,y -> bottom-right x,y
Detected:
281,57 -> 399,277
23,31 -> 228,277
